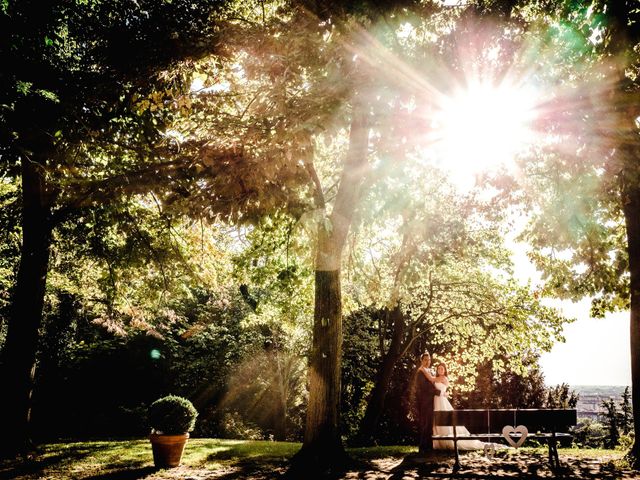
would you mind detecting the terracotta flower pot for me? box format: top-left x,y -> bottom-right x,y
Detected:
149,432 -> 189,468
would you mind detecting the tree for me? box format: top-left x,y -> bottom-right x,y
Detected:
545,383 -> 579,409
621,386 -> 633,436
505,0 -> 640,464
286,102 -> 368,471
338,142 -> 567,443
230,213 -> 316,441
17,198 -> 298,441
601,398 -> 621,449
606,1 -> 640,462
183,2 -> 467,471
460,355 -> 548,409
0,0 -> 378,465
573,418 -> 606,448
0,0 -> 248,455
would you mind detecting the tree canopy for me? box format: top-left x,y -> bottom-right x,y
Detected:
2,0 -> 640,472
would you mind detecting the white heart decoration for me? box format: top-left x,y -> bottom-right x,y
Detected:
502,425 -> 528,448
483,443 -> 496,459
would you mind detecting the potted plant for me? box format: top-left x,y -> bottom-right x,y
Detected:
148,395 -> 198,468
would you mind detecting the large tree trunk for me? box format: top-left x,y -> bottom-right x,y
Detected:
356,305 -> 406,445
623,183 -> 640,464
0,157 -> 53,457
289,104 -> 368,476
298,267 -> 345,463
606,0 -> 640,464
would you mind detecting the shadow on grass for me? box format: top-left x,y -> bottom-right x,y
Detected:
0,443 -> 115,480
207,444 -> 386,480
0,456 -> 64,480
205,442 -> 298,462
201,445 -> 291,480
82,466 -> 157,480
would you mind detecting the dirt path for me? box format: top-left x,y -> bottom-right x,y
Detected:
3,449 -> 637,479
79,451 -> 637,480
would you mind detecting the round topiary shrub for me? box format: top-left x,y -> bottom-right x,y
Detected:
149,395 -> 198,435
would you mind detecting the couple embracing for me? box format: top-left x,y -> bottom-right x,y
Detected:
415,351 -> 484,452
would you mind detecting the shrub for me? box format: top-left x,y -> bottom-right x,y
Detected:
148,395 -> 198,435
572,419 -> 605,448
618,432 -> 634,451
219,411 -> 263,440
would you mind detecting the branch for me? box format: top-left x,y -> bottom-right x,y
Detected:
302,151 -> 325,210
51,147 -> 243,223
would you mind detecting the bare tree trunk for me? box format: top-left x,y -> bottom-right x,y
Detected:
289,103 -> 368,476
0,157 -> 53,457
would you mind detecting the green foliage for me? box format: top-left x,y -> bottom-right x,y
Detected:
232,212 -> 314,333
341,308 -> 385,440
618,432 -> 634,452
216,348 -> 307,441
621,386 -> 633,435
148,395 -> 198,435
573,418 -> 606,448
0,177 -> 20,342
597,386 -> 634,450
346,156 -> 569,386
457,355 -> 580,417
0,0 -> 623,454
546,383 -> 579,408
29,233 -> 310,441
1,0 -> 237,181
218,412 -> 263,441
460,355 -> 549,409
339,156 -> 569,444
502,1 -> 635,317
220,213 -> 312,441
601,398 -> 621,449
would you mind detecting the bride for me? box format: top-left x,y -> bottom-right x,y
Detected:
430,362 -> 485,450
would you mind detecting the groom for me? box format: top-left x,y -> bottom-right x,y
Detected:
415,351 -> 440,453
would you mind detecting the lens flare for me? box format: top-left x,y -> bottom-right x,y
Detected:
432,80 -> 539,189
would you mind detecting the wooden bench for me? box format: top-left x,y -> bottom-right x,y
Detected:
433,409 -> 577,473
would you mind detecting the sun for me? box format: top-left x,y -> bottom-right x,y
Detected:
431,80 -> 538,189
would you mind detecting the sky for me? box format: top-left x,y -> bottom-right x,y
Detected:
539,300 -> 631,387
510,243 -> 631,387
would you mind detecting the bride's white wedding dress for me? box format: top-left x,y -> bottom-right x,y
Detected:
433,382 -> 485,450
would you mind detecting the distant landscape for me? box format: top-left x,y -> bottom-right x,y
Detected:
573,385 -> 629,420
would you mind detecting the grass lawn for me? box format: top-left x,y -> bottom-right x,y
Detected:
0,439 -> 635,479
